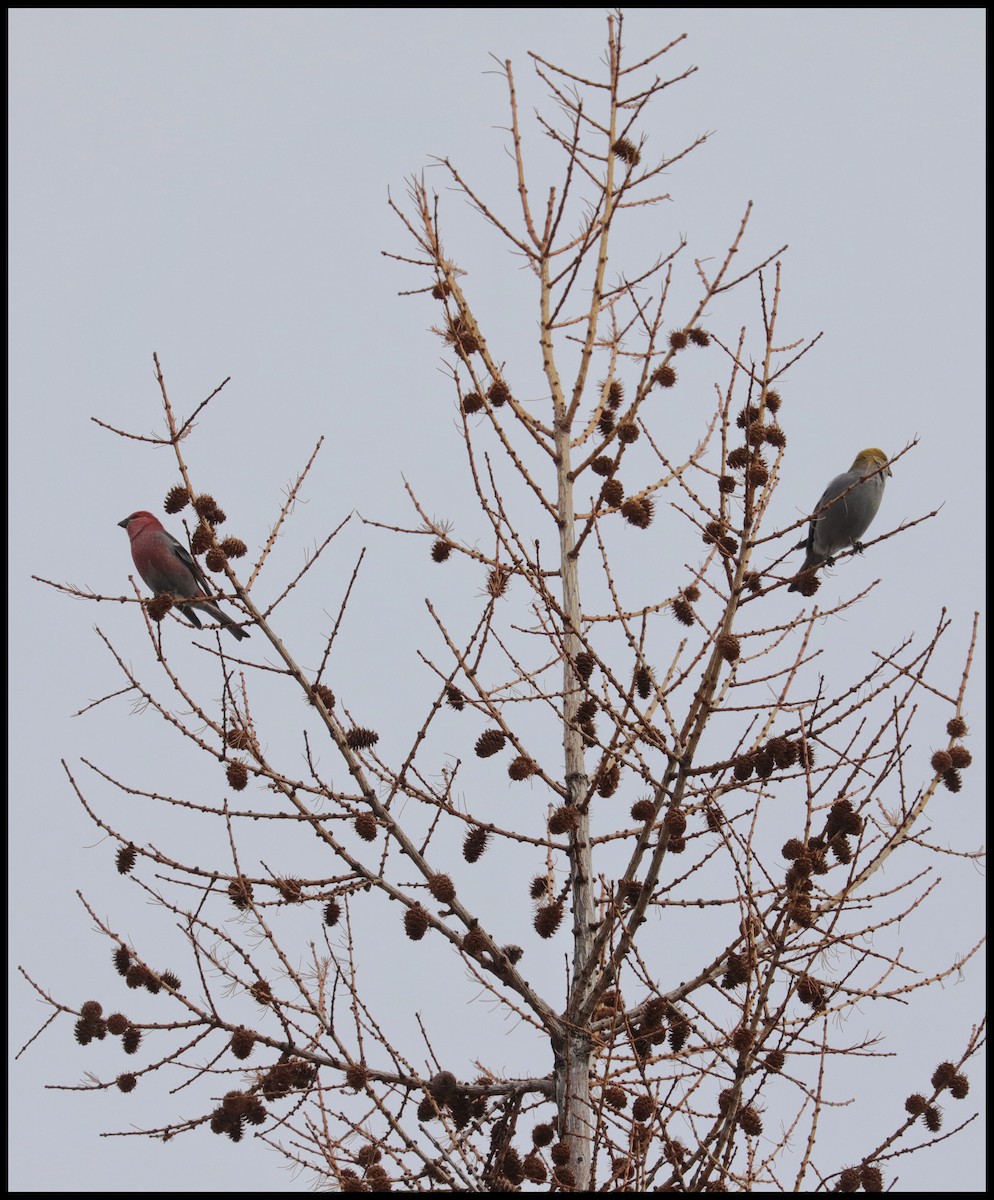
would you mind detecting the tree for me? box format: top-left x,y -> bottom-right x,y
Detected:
23,13 -> 982,1192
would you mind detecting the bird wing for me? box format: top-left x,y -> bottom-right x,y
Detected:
803,471 -> 855,559
163,530 -> 217,599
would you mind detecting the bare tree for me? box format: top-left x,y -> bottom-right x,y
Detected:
24,13 -> 983,1192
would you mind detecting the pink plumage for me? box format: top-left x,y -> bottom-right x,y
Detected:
119,511 -> 249,640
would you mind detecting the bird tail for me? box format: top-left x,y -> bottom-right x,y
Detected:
184,599 -> 250,639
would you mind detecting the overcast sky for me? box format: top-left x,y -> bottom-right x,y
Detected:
9,8 -> 985,1192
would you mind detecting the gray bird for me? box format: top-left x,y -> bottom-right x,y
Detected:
788,448 -> 892,592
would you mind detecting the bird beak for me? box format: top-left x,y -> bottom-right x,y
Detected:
117,518 -> 130,529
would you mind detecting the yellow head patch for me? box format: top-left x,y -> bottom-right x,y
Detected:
852,448 -> 892,475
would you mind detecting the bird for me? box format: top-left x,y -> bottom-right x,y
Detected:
118,510 -> 249,639
788,448 -> 892,592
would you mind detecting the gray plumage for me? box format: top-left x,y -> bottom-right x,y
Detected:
788,448 -> 891,591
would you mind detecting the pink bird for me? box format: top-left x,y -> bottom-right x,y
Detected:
118,511 -> 249,640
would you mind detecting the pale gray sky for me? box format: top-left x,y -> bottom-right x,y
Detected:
10,9 -> 985,1192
